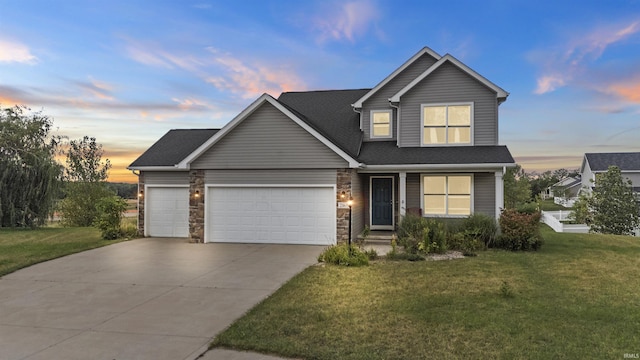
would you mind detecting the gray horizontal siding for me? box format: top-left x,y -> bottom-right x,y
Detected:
362,53 -> 438,142
192,102 -> 348,169
406,173 -> 421,210
143,171 -> 189,185
205,169 -> 337,185
474,173 -> 495,217
399,62 -> 499,147
622,173 -> 640,186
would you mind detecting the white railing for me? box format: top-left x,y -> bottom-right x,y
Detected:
541,211 -> 590,233
554,197 -> 576,208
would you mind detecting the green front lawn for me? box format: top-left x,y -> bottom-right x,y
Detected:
538,198 -> 572,211
0,227 -> 129,277
212,226 -> 640,359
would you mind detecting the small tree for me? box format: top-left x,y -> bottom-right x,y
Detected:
59,136 -> 113,227
95,196 -> 127,239
504,164 -> 531,209
0,106 -> 62,227
589,166 -> 640,235
570,191 -> 592,225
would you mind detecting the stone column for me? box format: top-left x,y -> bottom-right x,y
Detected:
189,170 -> 205,243
336,168 -> 353,243
137,172 -> 145,236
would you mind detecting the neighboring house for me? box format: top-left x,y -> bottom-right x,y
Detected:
128,47 -> 516,245
541,176 -> 581,199
580,152 -> 640,196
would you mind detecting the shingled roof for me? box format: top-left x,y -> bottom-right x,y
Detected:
585,152 -> 640,172
277,89 -> 370,158
129,129 -> 219,167
358,142 -> 514,165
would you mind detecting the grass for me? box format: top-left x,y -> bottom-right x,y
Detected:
0,227 -> 130,277
538,198 -> 572,211
212,226 -> 640,359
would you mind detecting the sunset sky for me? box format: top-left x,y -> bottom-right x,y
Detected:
2,0 -> 639,183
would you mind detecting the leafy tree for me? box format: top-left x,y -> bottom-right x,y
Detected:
0,106 -> 62,227
94,195 -> 127,239
569,191 -> 592,224
588,166 -> 639,235
59,136 -> 113,227
504,164 -> 531,209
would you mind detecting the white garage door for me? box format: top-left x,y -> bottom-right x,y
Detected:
146,187 -> 189,237
207,187 -> 335,245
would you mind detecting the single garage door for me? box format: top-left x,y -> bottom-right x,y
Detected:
146,187 -> 189,237
207,187 -> 335,245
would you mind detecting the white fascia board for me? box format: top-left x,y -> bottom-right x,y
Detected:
352,47 -> 441,109
127,166 -> 186,171
579,156 -> 589,174
389,54 -> 509,102
178,93 -> 361,169
358,163 -> 516,172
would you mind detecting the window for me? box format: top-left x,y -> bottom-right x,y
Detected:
422,104 -> 471,145
370,110 -> 392,138
423,175 -> 471,216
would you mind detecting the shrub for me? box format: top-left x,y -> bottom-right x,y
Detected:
318,244 -> 369,266
495,208 -> 543,251
459,213 -> 498,248
94,195 -> 127,240
120,220 -> 139,239
397,214 -> 448,255
362,247 -> 378,260
448,232 -> 480,257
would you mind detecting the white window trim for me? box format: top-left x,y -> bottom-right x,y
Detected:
420,174 -> 474,218
369,109 -> 393,139
420,102 -> 474,146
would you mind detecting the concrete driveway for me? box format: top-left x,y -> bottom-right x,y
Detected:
0,238 -> 323,360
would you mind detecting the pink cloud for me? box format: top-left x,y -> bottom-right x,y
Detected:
0,38 -> 38,64
313,0 -> 381,43
205,49 -> 306,98
607,80 -> 640,103
533,20 -> 640,94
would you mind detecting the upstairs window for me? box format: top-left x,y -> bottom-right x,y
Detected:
423,175 -> 472,216
422,104 -> 472,145
370,110 -> 392,138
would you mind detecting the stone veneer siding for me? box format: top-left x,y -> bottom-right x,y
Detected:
137,173 -> 145,236
189,170 -> 205,243
336,168 -> 354,243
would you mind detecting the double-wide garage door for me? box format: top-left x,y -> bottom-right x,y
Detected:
207,187 -> 335,245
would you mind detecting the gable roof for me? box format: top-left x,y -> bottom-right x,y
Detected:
177,93 -> 361,168
352,47 -> 441,108
278,89 -> 370,158
390,54 -> 509,102
584,152 -> 640,172
358,142 -> 514,168
128,129 -> 219,169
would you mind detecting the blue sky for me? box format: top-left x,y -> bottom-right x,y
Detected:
2,0 -> 639,182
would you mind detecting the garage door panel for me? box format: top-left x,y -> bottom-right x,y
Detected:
147,187 -> 189,238
207,187 -> 335,245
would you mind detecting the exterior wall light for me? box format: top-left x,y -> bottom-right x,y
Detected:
138,190 -> 143,198
195,190 -> 200,198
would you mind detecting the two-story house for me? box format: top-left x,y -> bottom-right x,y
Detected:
580,152 -> 640,196
128,47 -> 516,245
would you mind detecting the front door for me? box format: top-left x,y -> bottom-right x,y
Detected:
371,177 -> 394,230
